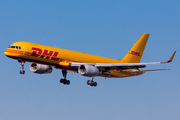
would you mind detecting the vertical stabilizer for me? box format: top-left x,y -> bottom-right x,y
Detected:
121,33 -> 150,63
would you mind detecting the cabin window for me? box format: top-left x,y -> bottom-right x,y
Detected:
8,46 -> 21,49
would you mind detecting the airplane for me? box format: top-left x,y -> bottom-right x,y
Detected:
4,33 -> 176,87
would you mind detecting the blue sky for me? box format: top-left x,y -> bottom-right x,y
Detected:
0,0 -> 179,120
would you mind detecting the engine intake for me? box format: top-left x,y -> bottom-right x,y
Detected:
30,63 -> 52,74
78,64 -> 100,77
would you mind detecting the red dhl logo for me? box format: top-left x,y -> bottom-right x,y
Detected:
30,47 -> 60,61
129,51 -> 141,57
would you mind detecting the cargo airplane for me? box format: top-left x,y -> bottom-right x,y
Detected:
4,33 -> 176,87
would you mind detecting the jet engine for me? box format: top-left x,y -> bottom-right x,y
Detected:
78,64 -> 101,77
30,63 -> 52,74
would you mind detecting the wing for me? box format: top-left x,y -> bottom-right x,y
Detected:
69,51 -> 176,72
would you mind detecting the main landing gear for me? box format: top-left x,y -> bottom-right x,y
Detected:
60,70 -> 70,85
87,77 -> 97,87
19,60 -> 25,74
59,70 -> 97,87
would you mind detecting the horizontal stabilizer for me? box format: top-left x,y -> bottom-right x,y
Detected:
132,69 -> 170,73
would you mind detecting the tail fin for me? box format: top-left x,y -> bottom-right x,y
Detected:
121,33 -> 150,63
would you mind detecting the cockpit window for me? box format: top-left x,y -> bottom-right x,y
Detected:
9,46 -> 15,48
8,46 -> 21,49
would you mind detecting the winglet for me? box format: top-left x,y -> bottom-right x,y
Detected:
167,51 -> 176,63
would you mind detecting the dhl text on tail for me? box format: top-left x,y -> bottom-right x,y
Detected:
4,33 -> 176,87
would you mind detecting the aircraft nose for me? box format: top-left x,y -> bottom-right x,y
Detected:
4,49 -> 9,56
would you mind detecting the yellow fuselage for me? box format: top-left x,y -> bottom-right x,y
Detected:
4,42 -> 144,78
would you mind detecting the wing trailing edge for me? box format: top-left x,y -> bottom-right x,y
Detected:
69,51 -> 176,71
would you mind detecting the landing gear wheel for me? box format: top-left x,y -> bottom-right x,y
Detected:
90,83 -> 94,86
20,70 -> 25,74
60,78 -> 70,85
60,78 -> 64,83
66,80 -> 70,85
63,80 -> 67,85
93,82 -> 97,87
87,80 -> 90,85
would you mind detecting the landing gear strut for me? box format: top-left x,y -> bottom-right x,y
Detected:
19,60 -> 25,74
87,77 -> 97,87
60,70 -> 70,85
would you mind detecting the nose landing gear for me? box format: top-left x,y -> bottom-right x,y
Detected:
19,60 -> 25,74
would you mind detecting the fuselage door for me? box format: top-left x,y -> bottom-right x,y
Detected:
23,45 -> 27,55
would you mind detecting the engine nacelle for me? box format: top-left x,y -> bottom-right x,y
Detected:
78,64 -> 101,77
30,63 -> 52,74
